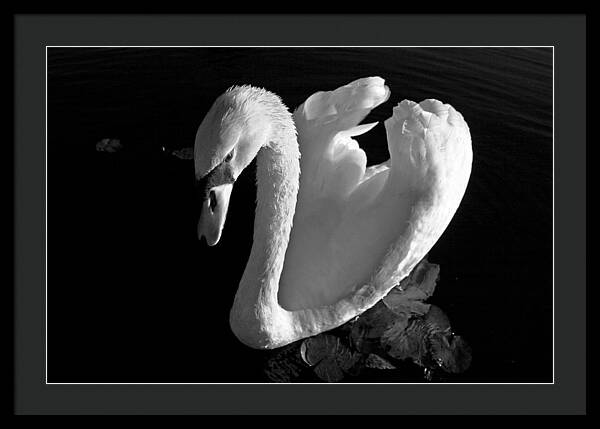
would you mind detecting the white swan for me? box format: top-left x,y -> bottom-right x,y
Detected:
194,77 -> 472,349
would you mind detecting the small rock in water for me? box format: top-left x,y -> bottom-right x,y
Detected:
171,147 -> 194,160
96,138 -> 122,153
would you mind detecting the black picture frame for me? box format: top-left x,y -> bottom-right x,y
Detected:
14,14 -> 586,414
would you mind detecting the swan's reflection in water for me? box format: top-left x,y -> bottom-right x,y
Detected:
265,258 -> 472,383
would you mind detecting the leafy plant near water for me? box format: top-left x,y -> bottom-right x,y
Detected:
264,258 -> 472,382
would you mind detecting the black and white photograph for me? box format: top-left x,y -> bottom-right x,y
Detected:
46,46 -> 553,384
13,13 -> 586,415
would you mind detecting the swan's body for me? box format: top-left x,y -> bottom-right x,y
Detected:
194,77 -> 472,349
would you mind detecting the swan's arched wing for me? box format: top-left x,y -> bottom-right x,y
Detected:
281,77 -> 472,324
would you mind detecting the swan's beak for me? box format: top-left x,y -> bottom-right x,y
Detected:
198,183 -> 233,246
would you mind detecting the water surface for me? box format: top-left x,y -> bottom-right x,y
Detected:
47,47 -> 553,383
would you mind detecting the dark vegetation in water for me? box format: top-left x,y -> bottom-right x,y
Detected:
264,258 -> 472,383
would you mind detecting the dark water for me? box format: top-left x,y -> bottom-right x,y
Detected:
47,47 -> 553,383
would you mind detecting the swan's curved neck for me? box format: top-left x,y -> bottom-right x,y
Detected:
229,125 -> 301,348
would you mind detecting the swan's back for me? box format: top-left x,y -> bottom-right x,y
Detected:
278,77 -> 472,312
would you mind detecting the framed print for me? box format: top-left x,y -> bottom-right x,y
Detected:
14,13 -> 586,414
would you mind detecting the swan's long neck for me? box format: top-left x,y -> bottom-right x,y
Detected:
229,120 -> 301,348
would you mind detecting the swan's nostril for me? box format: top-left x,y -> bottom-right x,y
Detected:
209,190 -> 218,212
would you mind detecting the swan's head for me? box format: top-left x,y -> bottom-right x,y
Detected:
194,86 -> 274,246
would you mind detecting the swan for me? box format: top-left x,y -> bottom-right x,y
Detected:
194,77 -> 472,349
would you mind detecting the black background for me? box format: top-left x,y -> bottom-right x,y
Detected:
46,47 -> 553,383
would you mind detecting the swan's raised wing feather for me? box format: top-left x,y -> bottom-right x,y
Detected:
293,77 -> 390,203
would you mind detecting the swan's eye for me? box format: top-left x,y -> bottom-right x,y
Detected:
224,150 -> 234,163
